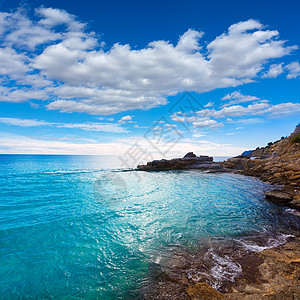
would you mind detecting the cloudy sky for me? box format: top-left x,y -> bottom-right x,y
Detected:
0,0 -> 299,161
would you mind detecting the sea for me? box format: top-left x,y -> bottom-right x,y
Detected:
0,154 -> 299,299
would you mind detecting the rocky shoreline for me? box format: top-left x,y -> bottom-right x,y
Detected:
186,237 -> 300,299
221,125 -> 300,211
138,125 -> 300,211
141,236 -> 300,300
138,124 -> 300,299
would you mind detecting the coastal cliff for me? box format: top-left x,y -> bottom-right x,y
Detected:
221,124 -> 300,210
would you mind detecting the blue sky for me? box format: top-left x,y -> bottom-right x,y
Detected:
0,0 -> 299,162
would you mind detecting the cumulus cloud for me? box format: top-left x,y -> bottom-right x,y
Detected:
286,61 -> 300,79
171,113 -> 223,129
0,8 -> 297,115
262,63 -> 284,78
118,115 -> 133,123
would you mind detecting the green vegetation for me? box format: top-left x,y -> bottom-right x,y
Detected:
291,132 -> 300,143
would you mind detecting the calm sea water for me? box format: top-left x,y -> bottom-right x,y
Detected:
0,155 -> 299,299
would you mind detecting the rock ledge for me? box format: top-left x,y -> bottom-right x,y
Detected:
137,152 -> 225,172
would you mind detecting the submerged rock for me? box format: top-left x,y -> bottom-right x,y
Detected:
137,153 -> 224,172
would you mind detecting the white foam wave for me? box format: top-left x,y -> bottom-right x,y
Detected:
237,233 -> 294,252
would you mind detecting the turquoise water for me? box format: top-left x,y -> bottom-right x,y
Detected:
0,155 -> 299,299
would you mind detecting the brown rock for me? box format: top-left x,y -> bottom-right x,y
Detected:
290,174 -> 300,181
285,164 -> 300,172
283,170 -> 295,177
281,185 -> 296,196
186,283 -> 227,300
290,193 -> 300,209
265,190 -> 293,204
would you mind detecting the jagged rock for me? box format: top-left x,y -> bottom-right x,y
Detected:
221,125 -> 300,209
183,152 -> 197,158
137,153 -> 224,171
265,190 -> 293,204
225,238 -> 300,299
290,193 -> 300,210
285,163 -> 300,172
281,185 -> 296,196
186,282 -> 226,300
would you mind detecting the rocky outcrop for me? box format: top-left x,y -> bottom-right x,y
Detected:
137,153 -> 225,171
186,237 -> 300,300
221,125 -> 300,210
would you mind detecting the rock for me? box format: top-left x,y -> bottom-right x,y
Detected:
137,153 -> 224,172
189,163 -> 225,171
290,193 -> 300,209
222,125 -> 300,207
265,189 -> 293,204
196,156 -> 213,162
186,283 -> 226,300
285,164 -> 300,172
225,237 -> 300,299
184,152 -> 197,158
281,185 -> 296,196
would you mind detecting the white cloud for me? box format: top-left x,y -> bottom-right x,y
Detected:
262,63 -> 284,78
118,115 -> 133,123
204,101 -> 214,107
0,117 -> 49,127
0,86 -> 48,103
171,113 -> 223,129
221,91 -> 260,106
286,61 -> 300,79
197,100 -> 300,119
56,122 -> 128,133
36,7 -> 83,30
198,102 -> 270,118
134,124 -> 149,129
192,118 -> 224,129
0,47 -> 29,78
227,118 -> 263,125
263,102 -> 300,117
0,117 -> 128,132
207,20 -> 296,80
0,8 -> 297,115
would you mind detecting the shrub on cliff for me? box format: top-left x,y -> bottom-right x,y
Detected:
291,132 -> 300,143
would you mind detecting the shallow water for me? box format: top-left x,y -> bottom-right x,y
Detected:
0,155 -> 299,299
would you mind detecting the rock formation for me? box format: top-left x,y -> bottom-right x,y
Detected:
186,237 -> 300,299
221,125 -> 300,210
137,153 -> 225,171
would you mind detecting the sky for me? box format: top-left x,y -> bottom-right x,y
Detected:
0,0 -> 300,164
